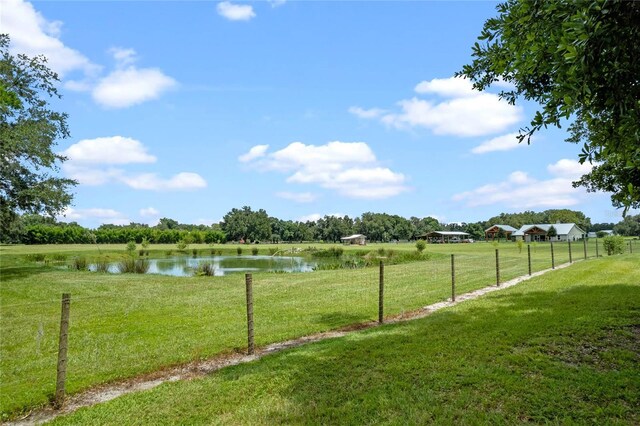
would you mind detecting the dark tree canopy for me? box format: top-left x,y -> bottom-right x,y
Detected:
0,34 -> 76,238
460,0 -> 640,214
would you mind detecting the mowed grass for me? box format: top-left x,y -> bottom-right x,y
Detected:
0,240 -> 602,417
50,255 -> 640,425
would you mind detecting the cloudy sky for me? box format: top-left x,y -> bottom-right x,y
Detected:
2,0 -> 625,227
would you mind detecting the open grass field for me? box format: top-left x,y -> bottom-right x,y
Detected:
46,254 -> 640,424
0,240 -> 624,418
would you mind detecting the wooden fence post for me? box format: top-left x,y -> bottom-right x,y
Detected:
551,242 -> 555,269
495,249 -> 500,286
630,241 -> 633,254
596,238 -> 599,257
568,241 -> 573,264
583,238 -> 587,260
451,254 -> 455,302
527,245 -> 532,276
378,261 -> 384,324
245,273 -> 254,355
55,293 -> 71,408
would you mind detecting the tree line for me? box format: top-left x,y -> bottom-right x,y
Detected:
5,207 -> 638,245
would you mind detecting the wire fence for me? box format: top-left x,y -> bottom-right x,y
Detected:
1,238 -> 638,417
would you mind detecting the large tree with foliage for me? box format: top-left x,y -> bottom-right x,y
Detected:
0,34 -> 76,239
460,1 -> 640,214
221,206 -> 272,243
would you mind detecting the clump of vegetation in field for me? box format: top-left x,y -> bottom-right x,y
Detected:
25,253 -> 46,262
603,235 -> 625,255
126,241 -> 137,254
237,247 -> 243,255
252,247 -> 259,256
268,247 -> 279,255
118,258 -> 150,274
71,256 -> 88,270
192,248 -> 198,257
195,263 -> 216,276
416,239 -> 426,253
94,257 -> 110,273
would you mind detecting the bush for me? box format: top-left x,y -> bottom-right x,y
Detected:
192,248 -> 198,257
415,239 -> 427,253
126,240 -> 137,253
26,253 -> 46,262
603,235 -> 625,255
268,247 -> 279,255
95,257 -> 110,273
196,262 -> 216,276
176,240 -> 188,251
118,258 -> 150,274
251,247 -> 259,256
72,256 -> 88,271
237,247 -> 243,255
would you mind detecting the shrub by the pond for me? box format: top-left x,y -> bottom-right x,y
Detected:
252,247 -> 259,256
237,247 -> 243,256
196,263 -> 216,276
71,256 -> 88,271
118,258 -> 150,274
268,247 -> 279,256
311,246 -> 344,258
126,241 -> 137,253
26,253 -> 46,262
192,248 -> 198,257
415,239 -> 427,253
95,257 -> 110,273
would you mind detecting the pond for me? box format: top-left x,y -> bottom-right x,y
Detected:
89,255 -> 317,277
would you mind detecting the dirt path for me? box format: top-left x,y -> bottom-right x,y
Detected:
7,262 -> 573,426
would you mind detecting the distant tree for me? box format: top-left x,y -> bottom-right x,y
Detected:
613,214 -> 640,237
1,34 -> 76,239
543,209 -> 591,231
547,225 -> 558,240
221,206 -> 272,242
461,1 -> 640,214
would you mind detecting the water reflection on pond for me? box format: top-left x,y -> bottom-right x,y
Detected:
91,255 -> 316,277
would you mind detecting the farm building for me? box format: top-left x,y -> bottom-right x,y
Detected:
484,224 -> 518,241
421,231 -> 471,244
340,234 -> 367,245
513,223 -> 586,242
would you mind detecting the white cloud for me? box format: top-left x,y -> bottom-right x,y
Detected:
121,172 -> 207,191
241,141 -> 409,199
276,192 -> 317,203
414,77 -> 477,98
62,136 -> 207,191
92,50 -> 176,108
348,106 -> 386,119
217,1 -> 256,21
139,207 -> 160,217
2,0 -> 99,78
239,145 -> 269,162
471,132 -> 528,154
62,136 -> 157,164
269,0 -> 286,7
57,207 -> 129,225
298,213 -> 343,223
452,159 -> 594,209
547,159 -> 594,180
359,76 -> 522,137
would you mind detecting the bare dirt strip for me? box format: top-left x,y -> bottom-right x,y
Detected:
7,262 -> 574,426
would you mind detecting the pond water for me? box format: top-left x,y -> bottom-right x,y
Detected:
89,255 -> 316,277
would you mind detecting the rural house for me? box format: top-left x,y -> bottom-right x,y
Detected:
484,224 -> 518,241
513,223 -> 586,242
340,234 -> 367,245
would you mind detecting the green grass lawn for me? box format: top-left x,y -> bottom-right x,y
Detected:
49,254 -> 640,425
0,240 -> 608,417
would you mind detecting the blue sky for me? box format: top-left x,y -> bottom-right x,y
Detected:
3,0 -> 627,228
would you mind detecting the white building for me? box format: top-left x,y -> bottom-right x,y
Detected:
513,223 -> 586,242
